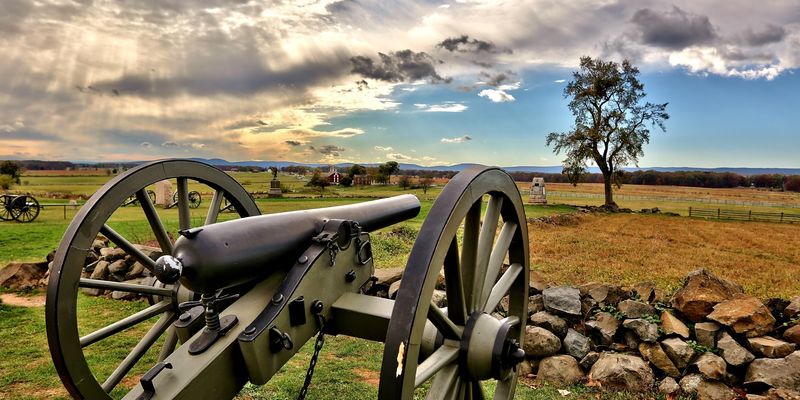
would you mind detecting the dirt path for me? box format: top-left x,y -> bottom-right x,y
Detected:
0,293 -> 46,307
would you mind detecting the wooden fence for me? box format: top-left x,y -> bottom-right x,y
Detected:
688,207 -> 800,223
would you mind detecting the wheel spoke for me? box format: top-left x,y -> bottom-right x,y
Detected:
101,312 -> 175,393
472,195 -> 503,310
205,190 -> 224,225
414,345 -> 459,387
137,189 -> 174,254
100,224 -> 157,272
493,375 -> 516,399
478,221 -> 517,309
157,326 -> 179,362
80,300 -> 172,348
425,364 -> 460,400
444,237 -> 467,325
79,278 -> 173,297
472,381 -> 486,400
176,177 -> 191,231
427,302 -> 462,340
460,201 -> 481,310
483,263 -> 523,314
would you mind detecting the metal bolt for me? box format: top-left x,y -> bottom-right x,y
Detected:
298,255 -> 308,264
179,312 -> 191,322
345,270 -> 356,283
272,293 -> 284,304
244,326 -> 256,335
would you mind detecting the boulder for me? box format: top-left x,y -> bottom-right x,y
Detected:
92,239 -> 107,251
580,282 -> 626,305
624,330 -> 641,350
589,353 -> 654,392
579,351 -> 600,370
639,342 -> 681,377
133,244 -> 163,261
586,312 -> 620,345
633,281 -> 657,303
696,322 -> 722,348
90,261 -> 110,280
694,352 -> 728,381
563,329 -> 591,359
748,337 -> 797,358
125,261 -> 146,280
111,279 -> 143,300
658,377 -> 681,395
0,262 -> 49,289
784,325 -> 800,345
535,355 -> 584,386
528,295 -> 544,315
623,318 -> 659,342
708,296 -> 776,338
745,351 -> 800,392
662,338 -> 696,369
529,311 -> 568,338
764,388 -> 800,400
542,286 -> 581,317
618,299 -> 656,319
718,331 -> 756,367
375,267 -> 404,287
524,326 -> 561,357
529,270 -> 548,293
517,360 -> 535,378
680,373 -> 705,396
696,381 -> 737,400
431,290 -> 447,308
785,297 -> 800,319
101,247 -> 127,261
671,268 -> 744,322
661,311 -> 690,338
388,280 -> 401,299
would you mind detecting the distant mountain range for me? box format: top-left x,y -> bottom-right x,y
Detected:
187,158 -> 800,176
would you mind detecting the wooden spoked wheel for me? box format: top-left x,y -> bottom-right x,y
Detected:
46,159 -> 260,399
173,190 -> 201,208
0,194 -> 15,221
11,195 -> 40,222
379,166 -> 529,400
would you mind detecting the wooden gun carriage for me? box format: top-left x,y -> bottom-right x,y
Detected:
46,159 -> 529,399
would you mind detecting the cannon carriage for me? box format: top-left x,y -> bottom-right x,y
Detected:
46,159 -> 529,399
0,194 -> 41,222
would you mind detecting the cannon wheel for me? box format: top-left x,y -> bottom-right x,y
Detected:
46,159 -> 260,399
12,195 -> 40,223
379,166 -> 529,400
0,194 -> 16,221
173,190 -> 201,209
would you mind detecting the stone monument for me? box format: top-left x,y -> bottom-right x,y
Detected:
155,180 -> 173,206
268,167 -> 282,198
529,177 -> 547,204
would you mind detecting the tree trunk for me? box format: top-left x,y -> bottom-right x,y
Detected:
603,172 -> 617,207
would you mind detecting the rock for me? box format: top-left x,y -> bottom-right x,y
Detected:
784,325 -> 800,345
618,299 -> 656,319
658,377 -> 681,395
542,286 -> 581,317
580,282 -> 626,305
517,360 -> 535,378
661,311 -> 691,338
528,295 -> 544,315
108,259 -> 130,281
388,280 -> 401,299
695,352 -> 728,380
111,279 -> 142,300
579,351 -> 600,370
696,380 -> 737,400
786,297 -> 800,319
435,270 -> 446,290
81,287 -> 103,296
623,318 -> 659,342
529,270 -> 548,293
133,244 -> 163,261
745,351 -> 800,392
671,268 -> 744,322
662,338 -> 696,369
586,312 -> 621,345
708,296 -> 776,338
696,322 -> 722,348
633,281 -> 665,303
529,311 -> 568,338
101,247 -> 127,261
92,239 -> 107,251
0,262 -> 49,289
535,355 -> 584,386
764,298 -> 791,320
90,261 -> 110,280
125,261 -> 146,280
765,388 -> 800,400
624,330 -> 641,350
589,353 -> 654,392
749,337 -> 797,358
524,326 -> 561,357
680,373 -> 705,396
431,290 -> 447,308
718,331 -> 756,367
563,329 -> 591,359
375,267 -> 404,287
640,342 -> 681,377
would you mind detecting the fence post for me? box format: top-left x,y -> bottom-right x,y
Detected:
749,210 -> 752,221
718,208 -> 721,219
781,212 -> 784,223
689,206 -> 692,217
63,205 -> 66,220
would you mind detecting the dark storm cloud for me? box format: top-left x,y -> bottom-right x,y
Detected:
480,71 -> 514,87
741,24 -> 786,46
285,140 -> 303,147
631,6 -> 716,49
350,50 -> 451,83
0,0 -> 34,35
437,35 -> 511,54
96,129 -> 174,147
310,144 -> 345,156
0,129 -> 62,142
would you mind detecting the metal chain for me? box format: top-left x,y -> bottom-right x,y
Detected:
297,316 -> 326,400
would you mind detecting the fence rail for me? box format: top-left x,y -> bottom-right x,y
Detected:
544,191 -> 800,209
688,207 -> 800,223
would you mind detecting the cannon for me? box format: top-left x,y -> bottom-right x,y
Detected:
46,159 -> 529,399
1,194 -> 41,222
166,189 -> 201,209
122,190 -> 156,207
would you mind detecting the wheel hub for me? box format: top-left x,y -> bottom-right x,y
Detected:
460,312 -> 525,381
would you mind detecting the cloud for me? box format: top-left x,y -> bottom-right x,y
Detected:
437,35 -> 511,54
374,146 -> 393,151
669,47 -> 783,80
0,118 -> 24,133
162,141 -> 179,147
141,142 -> 153,148
478,89 -> 515,103
350,50 -> 451,83
387,153 -> 413,160
311,144 -> 346,156
415,103 -> 468,112
554,79 -> 566,83
741,24 -> 786,46
631,6 -> 717,50
285,140 -> 303,147
441,135 -> 472,144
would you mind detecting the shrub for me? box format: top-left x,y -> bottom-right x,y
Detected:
0,174 -> 14,190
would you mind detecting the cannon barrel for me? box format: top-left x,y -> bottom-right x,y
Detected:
167,194 -> 420,293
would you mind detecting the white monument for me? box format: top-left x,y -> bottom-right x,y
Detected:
529,177 -> 547,204
155,180 -> 173,206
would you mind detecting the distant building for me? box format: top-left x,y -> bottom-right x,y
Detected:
352,174 -> 373,186
326,165 -> 341,184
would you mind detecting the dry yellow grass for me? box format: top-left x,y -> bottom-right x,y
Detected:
545,182 -> 800,205
529,213 -> 800,299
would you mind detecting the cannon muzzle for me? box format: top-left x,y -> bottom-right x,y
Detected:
161,194 -> 420,293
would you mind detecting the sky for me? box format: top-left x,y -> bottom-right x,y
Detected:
0,0 -> 798,168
